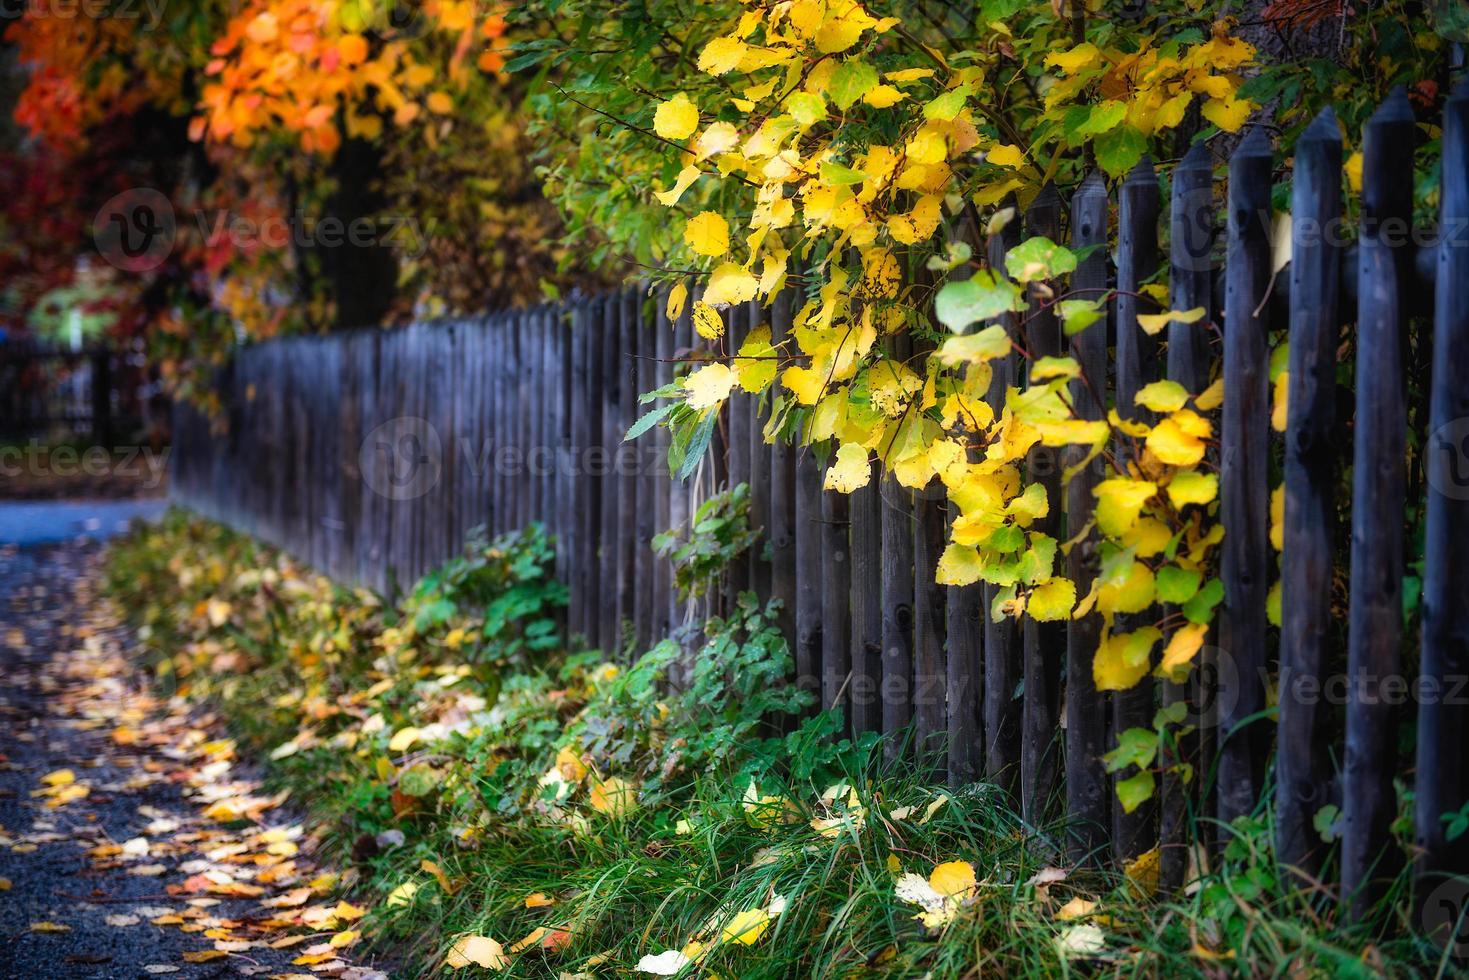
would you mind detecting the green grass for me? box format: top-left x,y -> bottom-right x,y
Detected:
102,510 -> 1460,978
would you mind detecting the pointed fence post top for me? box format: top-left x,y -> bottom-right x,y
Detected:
1176,139 -> 1212,176
1231,120 -> 1274,163
1300,105 -> 1342,145
1123,154 -> 1157,186
1367,85 -> 1415,127
1074,168 -> 1108,202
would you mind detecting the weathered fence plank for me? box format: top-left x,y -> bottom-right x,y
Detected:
1277,108 -> 1342,877
1342,88 -> 1414,920
1415,78 -> 1469,922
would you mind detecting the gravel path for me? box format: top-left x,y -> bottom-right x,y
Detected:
0,540 -> 391,979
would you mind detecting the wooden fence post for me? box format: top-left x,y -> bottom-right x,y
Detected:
1342,87 -> 1414,920
1021,183 -> 1064,826
652,289 -> 675,643
851,452 -> 884,736
913,332 -> 948,768
881,326 -> 916,760
1113,156 -> 1162,861
599,296 -> 623,654
617,290 -> 640,655
1162,139 -> 1214,891
1277,107 -> 1342,877
1218,123 -> 1274,830
634,293 -> 658,653
1066,170 -> 1111,861
1416,78 -> 1469,924
767,290 -> 800,667
984,212 -> 1023,802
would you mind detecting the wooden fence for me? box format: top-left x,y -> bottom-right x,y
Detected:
174,85 -> 1469,913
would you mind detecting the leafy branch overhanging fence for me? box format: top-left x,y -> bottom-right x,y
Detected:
174,85 -> 1469,928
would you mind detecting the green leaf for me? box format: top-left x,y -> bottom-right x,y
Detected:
1155,565 -> 1203,604
1075,100 -> 1127,137
1182,577 -> 1225,623
1103,727 -> 1159,773
923,85 -> 970,121
820,162 -> 868,185
1093,126 -> 1148,178
1059,298 -> 1105,336
625,402 -> 677,442
1005,237 -> 1076,283
934,271 -> 1023,331
828,59 -> 878,111
1116,769 -> 1156,814
398,765 -> 440,797
675,409 -> 719,481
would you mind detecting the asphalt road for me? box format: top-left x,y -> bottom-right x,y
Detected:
0,540 -> 390,979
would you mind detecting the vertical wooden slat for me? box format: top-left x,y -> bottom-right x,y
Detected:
581,299 -> 607,647
668,291 -> 695,644
634,293 -> 658,652
616,289 -> 639,655
1277,107 -> 1343,877
599,295 -> 623,654
850,455 -> 883,736
912,330 -> 947,768
795,436 -> 824,707
1161,139 -> 1214,892
1066,171 -> 1111,860
728,301 -> 753,602
1410,80 -> 1469,916
1021,184 -> 1064,826
746,299 -> 772,602
767,291 -> 799,657
881,329 -> 915,759
1342,88 -> 1414,919
1113,156 -> 1162,861
984,215 -> 1023,802
652,290 -> 675,640
1416,79 -> 1469,919
821,465 -> 852,716
1218,123 -> 1274,829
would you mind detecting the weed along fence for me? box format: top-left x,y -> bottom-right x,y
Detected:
174,86 -> 1469,916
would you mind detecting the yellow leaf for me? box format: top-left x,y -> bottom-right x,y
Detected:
684,363 -> 738,410
1157,623 -> 1207,681
685,211 -> 729,257
1134,380 -> 1190,414
781,365 -> 826,405
735,325 -> 777,392
29,921 -> 70,933
1028,578 -> 1077,622
1270,484 -> 1285,551
589,776 -> 637,816
1094,478 -> 1157,536
40,769 -> 74,786
525,892 -> 555,908
1201,96 -> 1252,133
1056,897 -> 1098,921
1166,470 -> 1218,507
666,282 -> 689,321
1194,377 -> 1225,411
653,92 -> 700,140
863,85 -> 904,108
698,36 -> 747,75
702,263 -> 758,307
1271,370 -> 1289,432
1098,561 -> 1155,615
936,543 -> 982,586
986,143 -> 1026,168
426,91 -> 453,114
929,860 -> 977,898
446,935 -> 508,970
387,727 -> 421,753
692,301 -> 723,340
1146,412 -> 1209,466
721,908 -> 771,945
183,950 -> 227,963
1124,847 -> 1161,896
654,165 -> 701,207
1045,42 -> 1102,75
1135,306 -> 1206,337
825,443 -> 871,493
1093,627 -> 1162,691
1345,151 -> 1364,193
